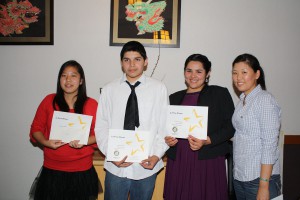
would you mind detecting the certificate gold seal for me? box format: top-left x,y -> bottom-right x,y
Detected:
172,127 -> 178,133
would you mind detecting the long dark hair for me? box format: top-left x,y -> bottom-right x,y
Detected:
232,53 -> 266,90
53,60 -> 87,114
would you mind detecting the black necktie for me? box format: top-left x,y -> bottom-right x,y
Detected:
124,81 -> 141,130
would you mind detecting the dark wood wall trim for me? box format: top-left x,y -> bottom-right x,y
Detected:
284,135 -> 300,144
283,134 -> 300,200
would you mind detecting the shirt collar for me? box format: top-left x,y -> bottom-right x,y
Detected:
239,84 -> 262,103
120,73 -> 146,85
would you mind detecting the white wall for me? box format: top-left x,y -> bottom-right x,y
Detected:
0,0 -> 299,199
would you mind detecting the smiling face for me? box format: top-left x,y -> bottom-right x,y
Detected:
184,61 -> 210,93
60,66 -> 82,97
121,51 -> 148,83
232,62 -> 260,95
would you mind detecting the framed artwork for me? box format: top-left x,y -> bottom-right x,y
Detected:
110,0 -> 181,48
0,0 -> 53,45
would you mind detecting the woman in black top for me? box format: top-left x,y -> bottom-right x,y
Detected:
163,54 -> 235,200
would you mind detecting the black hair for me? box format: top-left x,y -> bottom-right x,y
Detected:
232,53 -> 266,90
120,41 -> 147,60
184,54 -> 212,83
53,60 -> 87,114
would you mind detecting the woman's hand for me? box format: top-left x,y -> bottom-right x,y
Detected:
69,140 -> 84,149
165,136 -> 178,147
257,164 -> 272,200
140,155 -> 159,170
188,135 -> 210,151
45,139 -> 66,149
257,183 -> 269,200
33,132 -> 65,149
112,156 -> 133,168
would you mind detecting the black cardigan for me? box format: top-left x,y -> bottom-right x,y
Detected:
166,85 -> 235,160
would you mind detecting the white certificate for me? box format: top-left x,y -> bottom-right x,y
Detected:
271,195 -> 283,200
167,105 -> 208,139
107,129 -> 154,163
49,111 -> 93,145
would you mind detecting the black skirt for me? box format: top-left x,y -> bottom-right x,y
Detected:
34,166 -> 99,200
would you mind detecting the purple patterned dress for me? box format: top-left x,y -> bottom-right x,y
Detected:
163,92 -> 228,200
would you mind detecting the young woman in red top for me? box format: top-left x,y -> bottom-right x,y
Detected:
30,60 -> 99,200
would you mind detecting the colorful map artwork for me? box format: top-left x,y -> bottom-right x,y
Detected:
0,0 -> 41,36
125,0 -> 166,35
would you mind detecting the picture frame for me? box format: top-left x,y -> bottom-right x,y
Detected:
110,0 -> 181,48
0,0 -> 53,45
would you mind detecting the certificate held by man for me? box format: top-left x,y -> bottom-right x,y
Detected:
107,129 -> 154,163
167,105 -> 208,139
49,111 -> 93,145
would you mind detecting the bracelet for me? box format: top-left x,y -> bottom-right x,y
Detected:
259,177 -> 269,182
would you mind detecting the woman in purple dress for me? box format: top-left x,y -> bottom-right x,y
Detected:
164,54 -> 235,200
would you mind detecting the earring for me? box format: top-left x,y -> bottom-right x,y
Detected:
205,78 -> 208,83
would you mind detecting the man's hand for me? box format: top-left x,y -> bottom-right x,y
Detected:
140,155 -> 159,169
112,156 -> 133,167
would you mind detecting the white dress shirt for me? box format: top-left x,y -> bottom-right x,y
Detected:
95,73 -> 169,180
232,85 -> 281,181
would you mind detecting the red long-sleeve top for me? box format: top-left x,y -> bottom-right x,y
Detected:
30,94 -> 98,172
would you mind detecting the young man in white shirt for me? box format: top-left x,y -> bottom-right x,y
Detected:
95,41 -> 169,200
